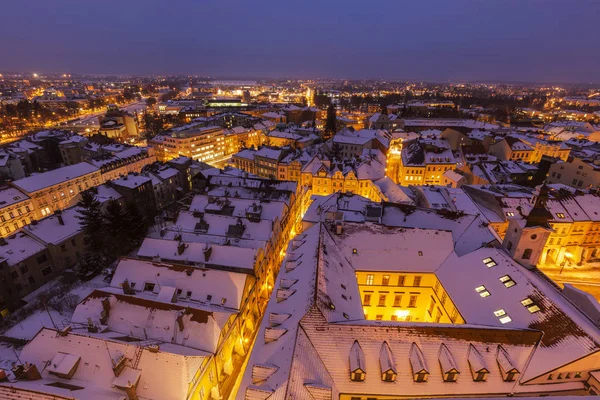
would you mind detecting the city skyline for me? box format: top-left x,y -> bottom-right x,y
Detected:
1,0 -> 600,83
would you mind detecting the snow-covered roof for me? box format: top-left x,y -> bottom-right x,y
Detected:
71,288 -> 234,353
333,224 -> 454,273
12,163 -> 99,193
24,207 -> 82,245
137,237 -> 257,272
111,174 -> 152,189
110,258 -> 249,311
189,194 -> 287,222
172,210 -> 274,244
0,186 -> 30,208
0,232 -> 46,266
240,219 -> 597,399
15,328 -> 209,400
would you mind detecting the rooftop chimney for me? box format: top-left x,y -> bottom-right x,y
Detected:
55,210 -> 64,225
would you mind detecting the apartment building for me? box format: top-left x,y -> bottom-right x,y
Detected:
11,162 -> 101,219
0,186 -> 36,237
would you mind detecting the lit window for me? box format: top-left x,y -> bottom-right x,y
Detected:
521,298 -> 533,306
475,285 -> 491,297
382,275 -> 390,286
494,309 -> 506,317
413,276 -> 422,287
500,275 -> 516,288
521,297 -> 540,313
366,275 -> 374,285
499,315 -> 512,324
506,212 -> 515,217
483,257 -> 497,268
556,213 -> 565,219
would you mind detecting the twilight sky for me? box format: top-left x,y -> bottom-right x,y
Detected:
1,0 -> 599,83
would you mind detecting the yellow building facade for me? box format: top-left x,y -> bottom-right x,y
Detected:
356,271 -> 465,324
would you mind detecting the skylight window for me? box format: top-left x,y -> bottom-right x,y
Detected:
556,213 -> 565,219
494,309 -> 511,323
475,286 -> 490,298
499,275 -> 516,288
521,297 -> 541,313
483,257 -> 497,268
494,309 -> 506,317
506,212 -> 515,217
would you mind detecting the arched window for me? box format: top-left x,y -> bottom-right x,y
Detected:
522,249 -> 532,259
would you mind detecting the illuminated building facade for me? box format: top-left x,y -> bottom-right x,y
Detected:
398,138 -> 458,186
239,205 -> 600,399
11,162 -> 101,219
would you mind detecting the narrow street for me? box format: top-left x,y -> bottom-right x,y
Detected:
539,262 -> 600,301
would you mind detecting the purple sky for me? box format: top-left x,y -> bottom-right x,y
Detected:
1,0 -> 599,83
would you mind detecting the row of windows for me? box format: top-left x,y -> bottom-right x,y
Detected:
363,293 -> 418,308
0,205 -> 32,222
365,274 -> 422,287
3,217 -> 33,234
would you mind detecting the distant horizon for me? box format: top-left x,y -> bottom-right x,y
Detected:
2,70 -> 598,87
1,0 -> 599,85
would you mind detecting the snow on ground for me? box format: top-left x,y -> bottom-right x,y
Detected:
2,275 -> 107,341
0,343 -> 20,370
3,309 -> 66,340
539,262 -> 600,301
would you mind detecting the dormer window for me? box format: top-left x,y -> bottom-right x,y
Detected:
497,345 -> 520,382
380,341 -> 397,382
143,282 -> 155,292
351,370 -> 365,382
350,340 -> 366,382
467,344 -> 489,382
409,342 -> 429,383
439,343 -> 459,382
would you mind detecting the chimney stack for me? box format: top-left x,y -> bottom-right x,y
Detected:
55,210 -> 64,225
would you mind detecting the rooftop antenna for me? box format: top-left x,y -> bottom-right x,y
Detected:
43,301 -> 58,330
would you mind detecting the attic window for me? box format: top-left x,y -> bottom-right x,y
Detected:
143,282 -> 155,292
506,212 -> 515,217
499,275 -> 516,288
351,371 -> 365,382
494,309 -> 506,317
556,213 -> 565,219
221,297 -> 227,305
482,257 -> 497,268
475,286 -> 490,298
521,298 -> 540,313
352,248 -> 358,254
418,251 -> 423,256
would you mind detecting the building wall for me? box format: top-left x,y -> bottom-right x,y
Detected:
0,249 -> 53,308
23,170 -> 102,219
547,158 -> 600,189
46,232 -> 85,271
0,199 -> 36,237
99,152 -> 157,182
355,271 -> 464,324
